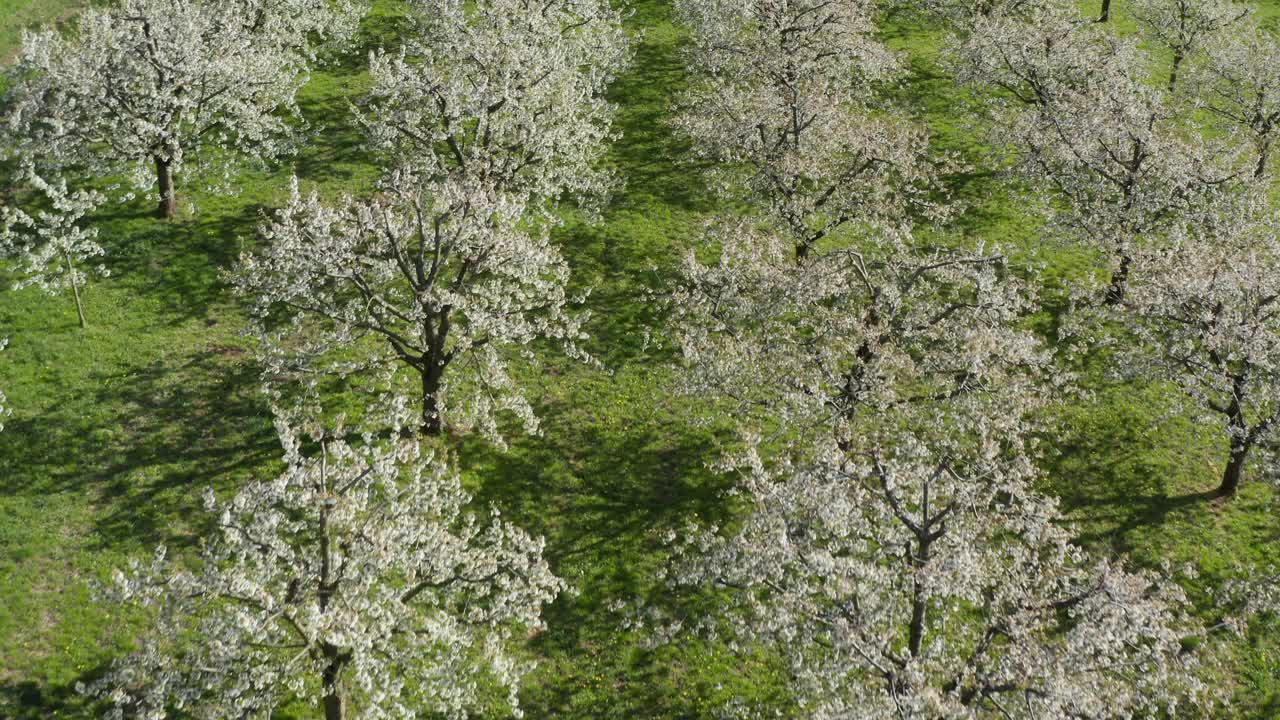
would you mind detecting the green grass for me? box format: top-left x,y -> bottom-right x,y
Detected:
0,0 -> 86,61
2,0 -> 1280,717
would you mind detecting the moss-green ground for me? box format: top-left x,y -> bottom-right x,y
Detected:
1,0 -> 1279,717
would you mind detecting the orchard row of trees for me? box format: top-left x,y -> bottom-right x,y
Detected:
2,0 -> 630,717
653,0 -> 1280,715
1,0 -> 1280,717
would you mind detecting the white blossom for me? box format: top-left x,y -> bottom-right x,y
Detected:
0,166 -> 107,328
358,0 -> 630,216
661,427 -> 1210,718
672,0 -> 941,259
667,0 -> 1039,446
232,172 -> 589,442
238,0 -> 628,442
226,0 -> 369,59
1129,0 -> 1248,91
80,408 -> 564,720
1214,564 -> 1280,637
954,3 -> 1238,303
905,0 -> 1045,26
1184,19 -> 1280,179
3,0 -> 309,218
1109,190 -> 1280,497
668,218 -> 1045,444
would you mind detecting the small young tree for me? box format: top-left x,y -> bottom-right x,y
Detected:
673,0 -> 940,261
359,0 -> 629,213
80,409 -> 564,720
1186,24 -> 1280,179
0,168 -> 107,329
3,0 -> 308,219
234,173 -> 588,440
1130,0 -> 1247,91
1116,194 -> 1280,498
660,428 -> 1210,718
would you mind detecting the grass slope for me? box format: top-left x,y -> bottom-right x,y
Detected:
0,0 -> 86,62
1,0 -> 1279,717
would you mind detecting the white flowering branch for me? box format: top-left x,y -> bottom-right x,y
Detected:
80,409 -> 564,720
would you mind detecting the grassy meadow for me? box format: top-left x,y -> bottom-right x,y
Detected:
2,0 -> 1280,717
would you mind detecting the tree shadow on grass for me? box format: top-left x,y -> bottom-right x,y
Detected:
1060,487 -> 1215,554
553,214 -> 691,368
292,93 -> 376,189
317,7 -> 413,76
292,47 -> 380,192
0,343 -> 277,552
87,351 -> 278,549
878,12 -> 1046,250
547,0 -> 715,367
1039,382 -> 1220,555
606,1 -> 713,214
91,199 -> 267,325
458,369 -> 736,719
0,666 -> 106,720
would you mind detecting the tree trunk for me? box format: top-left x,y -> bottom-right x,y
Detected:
154,154 -> 177,219
62,251 -> 86,329
1255,139 -> 1271,179
908,578 -> 927,658
418,308 -> 453,436
907,533 -> 933,659
1104,254 -> 1131,306
1168,51 -> 1183,91
1218,379 -> 1249,497
1217,436 -> 1251,498
1098,0 -> 1111,22
322,688 -> 346,720
321,647 -> 347,720
420,364 -> 443,436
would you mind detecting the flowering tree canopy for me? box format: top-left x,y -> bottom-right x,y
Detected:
658,7 -> 1220,712
0,166 -> 107,328
234,173 -> 589,441
3,0 -> 309,218
1112,193 -> 1280,497
1185,21 -> 1280,179
229,0 -> 369,58
1130,0 -> 1247,91
81,411 -> 564,720
661,429 -> 1209,719
236,0 -> 627,441
909,0 -> 1044,26
668,219 -> 1044,445
359,0 -> 629,213
672,0 -> 940,260
666,0 -> 1026,444
955,4 -> 1236,304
